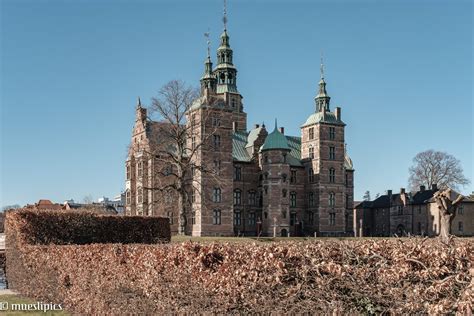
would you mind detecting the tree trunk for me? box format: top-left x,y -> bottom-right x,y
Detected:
177,189 -> 186,235
439,213 -> 452,243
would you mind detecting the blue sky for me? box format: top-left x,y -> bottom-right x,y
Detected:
1,0 -> 472,206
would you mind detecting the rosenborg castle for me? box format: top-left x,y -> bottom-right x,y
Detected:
125,20 -> 355,237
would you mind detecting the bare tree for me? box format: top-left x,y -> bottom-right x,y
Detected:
142,80 -> 222,235
363,191 -> 371,201
433,188 -> 463,243
408,150 -> 470,191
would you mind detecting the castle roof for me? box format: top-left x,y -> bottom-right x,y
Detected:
301,111 -> 345,127
259,122 -> 290,152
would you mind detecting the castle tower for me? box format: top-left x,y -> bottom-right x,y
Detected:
301,61 -> 348,236
213,3 -> 247,132
259,120 -> 292,236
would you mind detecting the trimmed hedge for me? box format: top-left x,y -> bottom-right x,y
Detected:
5,209 -> 474,314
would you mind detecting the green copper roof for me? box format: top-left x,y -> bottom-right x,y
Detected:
259,121 -> 290,152
301,111 -> 345,127
232,131 -> 252,162
216,84 -> 239,94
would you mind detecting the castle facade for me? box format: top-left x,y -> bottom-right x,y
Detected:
125,22 -> 355,237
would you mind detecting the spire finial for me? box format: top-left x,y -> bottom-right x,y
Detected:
204,29 -> 211,58
320,52 -> 324,80
137,96 -> 142,107
274,118 -> 278,131
223,0 -> 228,30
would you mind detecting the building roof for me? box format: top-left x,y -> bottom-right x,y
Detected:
301,111 -> 345,127
259,123 -> 290,152
232,131 -> 252,162
411,189 -> 437,205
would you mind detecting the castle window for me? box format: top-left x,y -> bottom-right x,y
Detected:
309,127 -> 314,140
212,116 -> 221,127
212,188 -> 222,203
213,135 -> 221,149
126,164 -> 131,180
290,192 -> 297,207
213,209 -> 221,225
329,168 -> 335,183
167,211 -> 174,225
418,222 -> 422,233
248,190 -> 256,205
190,212 -> 196,225
190,189 -> 196,203
329,192 -> 335,207
192,136 -> 196,150
234,211 -> 241,226
290,170 -> 297,183
164,165 -> 172,176
233,189 -> 242,205
264,172 -> 268,180
283,153 -> 287,163
329,127 -> 335,140
418,205 -> 422,214
308,192 -> 315,207
458,221 -> 463,232
213,160 -> 221,175
398,206 -> 403,215
458,206 -> 464,215
191,164 -> 196,176
126,191 -> 131,205
282,173 -> 287,182
282,189 -> 287,198
345,173 -> 349,186
231,98 -> 236,108
264,155 -> 268,163
248,212 -> 256,226
282,209 -> 287,219
346,195 -> 351,208
309,168 -> 314,183
191,114 -> 196,127
234,166 -> 242,181
290,212 -> 297,226
138,161 -> 143,178
309,147 -> 314,159
329,146 -> 335,160
308,211 -> 314,225
329,213 -> 336,226
137,187 -> 143,204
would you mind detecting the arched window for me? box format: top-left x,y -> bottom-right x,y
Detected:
233,189 -> 242,205
329,192 -> 335,207
213,188 -> 222,203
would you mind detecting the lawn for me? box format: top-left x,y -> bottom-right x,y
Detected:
0,295 -> 68,316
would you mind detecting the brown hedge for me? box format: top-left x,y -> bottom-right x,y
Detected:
5,210 -> 474,314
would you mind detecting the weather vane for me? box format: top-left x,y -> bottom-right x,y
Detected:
204,28 -> 210,57
223,0 -> 228,30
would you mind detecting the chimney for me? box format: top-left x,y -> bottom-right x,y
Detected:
254,124 -> 260,129
279,127 -> 284,134
232,121 -> 237,132
431,184 -> 438,191
419,185 -> 426,192
387,189 -> 392,196
335,107 -> 341,120
400,188 -> 405,194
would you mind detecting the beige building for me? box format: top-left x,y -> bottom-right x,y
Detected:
125,18 -> 355,237
354,185 -> 474,237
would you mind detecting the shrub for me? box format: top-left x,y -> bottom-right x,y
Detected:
5,209 -> 473,314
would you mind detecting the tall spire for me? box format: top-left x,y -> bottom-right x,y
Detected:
201,30 -> 216,94
137,96 -> 142,108
215,0 -> 238,93
223,0 -> 228,31
315,55 -> 330,112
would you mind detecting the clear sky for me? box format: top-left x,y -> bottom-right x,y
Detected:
1,0 -> 472,207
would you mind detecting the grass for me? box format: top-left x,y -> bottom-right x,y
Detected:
170,235 -> 389,243
0,295 -> 68,316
